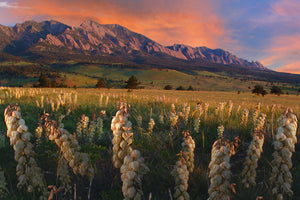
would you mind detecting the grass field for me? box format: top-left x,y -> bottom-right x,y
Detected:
0,87 -> 299,200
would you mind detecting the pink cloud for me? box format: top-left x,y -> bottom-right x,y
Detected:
271,0 -> 300,17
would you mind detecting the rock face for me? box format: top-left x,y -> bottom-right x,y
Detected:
0,20 -> 267,70
166,44 -> 266,70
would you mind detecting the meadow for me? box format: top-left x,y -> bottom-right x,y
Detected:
0,87 -> 299,200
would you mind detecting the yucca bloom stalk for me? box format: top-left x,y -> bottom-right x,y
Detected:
105,96 -> 109,107
183,104 -> 190,124
171,152 -> 190,200
120,150 -> 149,200
270,108 -> 298,199
111,103 -> 133,168
42,113 -> 94,179
215,102 -> 226,121
241,108 -> 249,127
99,94 -> 103,107
252,104 -> 261,126
170,104 -> 179,131
4,104 -> 48,199
148,118 -> 155,134
227,100 -> 233,118
204,103 -> 209,120
76,114 -> 89,137
87,118 -> 97,142
192,103 -> 203,133
35,126 -> 43,144
95,110 -> 106,140
241,113 -> 266,188
208,125 -> 236,200
236,105 -> 241,114
159,111 -> 164,124
0,166 -> 8,198
181,131 -> 195,173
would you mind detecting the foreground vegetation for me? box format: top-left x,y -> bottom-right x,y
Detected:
0,88 -> 299,200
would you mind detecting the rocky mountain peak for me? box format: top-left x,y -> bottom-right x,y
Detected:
0,19 -> 267,71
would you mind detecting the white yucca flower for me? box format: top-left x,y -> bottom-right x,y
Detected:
204,103 -> 209,120
192,103 -> 203,133
181,131 -> 195,173
208,125 -> 235,200
270,108 -> 298,199
95,111 -> 106,140
171,154 -> 190,200
76,114 -> 89,136
42,114 -> 94,179
236,105 -> 241,114
111,103 -> 133,168
120,150 -> 149,200
170,105 -> 179,132
4,104 -> 48,199
241,113 -> 266,188
227,100 -> 233,118
252,109 -> 260,127
148,118 -> 155,133
241,108 -> 249,127
182,104 -> 190,124
159,112 -> 164,124
194,118 -> 200,133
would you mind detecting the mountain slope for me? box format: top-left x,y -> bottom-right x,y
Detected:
0,20 -> 300,86
0,20 -> 265,69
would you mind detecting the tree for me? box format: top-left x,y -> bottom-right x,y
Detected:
270,86 -> 283,96
252,85 -> 268,97
125,75 -> 140,89
38,73 -> 50,87
187,86 -> 194,91
96,78 -> 106,88
164,85 -> 172,90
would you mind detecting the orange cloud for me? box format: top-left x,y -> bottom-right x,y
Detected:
6,0 -> 226,48
260,34 -> 300,74
276,62 -> 300,74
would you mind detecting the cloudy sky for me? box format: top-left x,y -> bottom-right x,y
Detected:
0,0 -> 299,74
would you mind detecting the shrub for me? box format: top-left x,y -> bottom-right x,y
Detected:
164,85 -> 172,90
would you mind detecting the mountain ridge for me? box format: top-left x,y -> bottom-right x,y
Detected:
0,20 -> 268,71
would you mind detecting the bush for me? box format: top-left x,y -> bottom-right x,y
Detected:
176,86 -> 184,90
164,85 -> 172,90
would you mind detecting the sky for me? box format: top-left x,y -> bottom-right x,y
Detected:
0,0 -> 299,74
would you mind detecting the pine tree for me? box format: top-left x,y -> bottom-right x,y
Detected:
39,73 -> 50,87
96,78 -> 106,88
125,75 -> 140,89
